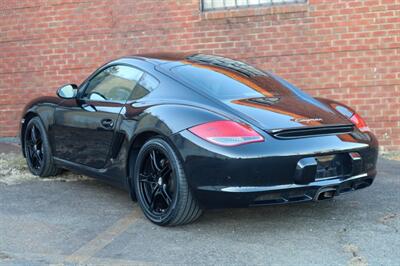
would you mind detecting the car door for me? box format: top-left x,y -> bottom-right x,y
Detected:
51,65 -> 144,169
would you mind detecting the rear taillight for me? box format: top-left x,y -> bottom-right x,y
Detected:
188,120 -> 264,146
350,113 -> 370,133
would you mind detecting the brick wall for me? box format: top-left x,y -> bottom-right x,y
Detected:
0,0 -> 399,150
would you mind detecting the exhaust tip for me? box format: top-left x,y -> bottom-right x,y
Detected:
315,187 -> 336,201
354,179 -> 372,190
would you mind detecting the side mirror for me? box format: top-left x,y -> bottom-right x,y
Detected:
57,84 -> 78,99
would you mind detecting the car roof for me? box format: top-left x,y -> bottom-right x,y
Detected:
128,53 -> 267,78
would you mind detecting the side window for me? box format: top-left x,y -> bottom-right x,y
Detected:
83,65 -> 143,102
130,73 -> 159,100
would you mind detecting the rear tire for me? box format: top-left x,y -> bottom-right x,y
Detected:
24,117 -> 60,177
134,137 -> 202,226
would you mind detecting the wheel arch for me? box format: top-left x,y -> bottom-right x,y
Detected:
20,100 -> 57,157
127,131 -> 160,172
125,130 -> 187,201
126,130 -> 161,200
124,103 -> 228,174
123,103 -> 231,199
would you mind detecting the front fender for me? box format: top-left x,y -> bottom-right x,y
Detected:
20,96 -> 60,156
21,96 -> 61,130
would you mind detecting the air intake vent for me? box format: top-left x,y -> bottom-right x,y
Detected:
270,125 -> 354,139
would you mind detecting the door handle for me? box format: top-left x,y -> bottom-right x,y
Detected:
101,119 -> 114,129
82,103 -> 97,112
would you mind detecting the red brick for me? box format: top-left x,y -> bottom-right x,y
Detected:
0,0 -> 399,150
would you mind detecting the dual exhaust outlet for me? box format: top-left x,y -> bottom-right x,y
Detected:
314,179 -> 373,201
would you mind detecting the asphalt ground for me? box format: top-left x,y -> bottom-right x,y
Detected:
0,143 -> 399,265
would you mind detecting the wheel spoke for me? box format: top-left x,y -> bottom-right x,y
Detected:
31,126 -> 38,144
149,186 -> 160,210
159,165 -> 172,179
149,150 -> 161,172
32,152 -> 42,168
160,186 -> 172,206
139,174 -> 156,185
37,149 -> 44,161
26,139 -> 35,147
33,152 -> 40,162
27,146 -> 35,158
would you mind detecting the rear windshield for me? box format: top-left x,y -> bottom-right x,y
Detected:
169,63 -> 299,100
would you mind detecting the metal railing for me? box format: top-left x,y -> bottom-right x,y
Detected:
202,0 -> 307,11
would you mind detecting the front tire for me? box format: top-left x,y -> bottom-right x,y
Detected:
24,117 -> 60,177
134,138 -> 202,226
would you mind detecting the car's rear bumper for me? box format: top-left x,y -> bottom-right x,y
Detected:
192,171 -> 376,208
171,130 -> 379,209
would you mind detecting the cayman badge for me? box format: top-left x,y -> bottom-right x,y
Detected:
291,117 -> 323,123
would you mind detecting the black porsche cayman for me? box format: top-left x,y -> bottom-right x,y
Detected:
20,54 -> 378,226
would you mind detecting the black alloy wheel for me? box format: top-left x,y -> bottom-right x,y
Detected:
134,138 -> 202,226
26,124 -> 44,171
139,148 -> 175,215
24,117 -> 60,177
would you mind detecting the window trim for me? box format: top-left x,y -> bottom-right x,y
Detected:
200,0 -> 307,12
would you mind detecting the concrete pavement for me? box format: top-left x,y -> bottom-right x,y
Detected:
0,143 -> 399,265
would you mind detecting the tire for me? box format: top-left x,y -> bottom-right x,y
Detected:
24,117 -> 60,177
128,150 -> 138,202
134,137 -> 202,226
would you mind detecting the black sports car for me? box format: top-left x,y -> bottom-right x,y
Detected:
21,53 -> 378,226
